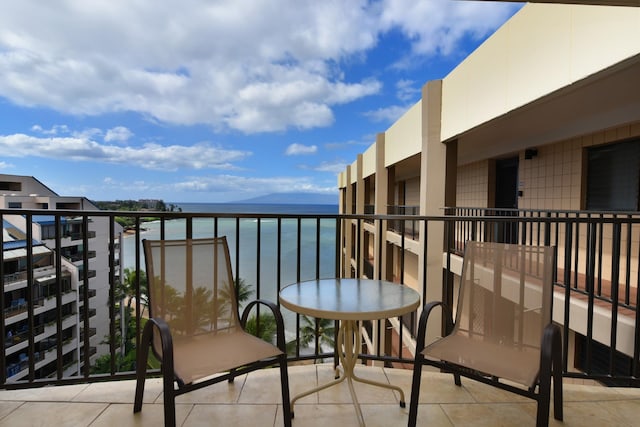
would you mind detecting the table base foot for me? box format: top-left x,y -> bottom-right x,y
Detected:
290,319 -> 406,426
351,369 -> 406,405
290,370 -> 347,413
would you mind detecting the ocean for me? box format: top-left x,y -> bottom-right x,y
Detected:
121,202 -> 340,336
174,202 -> 339,215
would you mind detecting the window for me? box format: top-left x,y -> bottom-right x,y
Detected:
586,139 -> 640,211
40,225 -> 57,240
7,202 -> 22,209
0,181 -> 21,191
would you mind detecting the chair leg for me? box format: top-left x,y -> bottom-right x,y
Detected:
536,372 -> 551,427
133,357 -> 147,413
552,328 -> 563,421
133,325 -> 151,413
162,379 -> 177,427
279,354 -> 292,427
407,355 -> 424,427
537,323 -> 563,427
553,365 -> 563,421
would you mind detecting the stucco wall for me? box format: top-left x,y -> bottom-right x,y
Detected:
385,101 -> 422,167
441,3 -> 640,141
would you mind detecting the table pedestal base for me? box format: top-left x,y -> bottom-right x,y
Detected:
291,320 -> 406,426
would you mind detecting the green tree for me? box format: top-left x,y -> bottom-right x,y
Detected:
92,268 -> 149,374
244,312 -> 277,342
297,316 -> 335,354
116,268 -> 149,312
233,277 -> 278,344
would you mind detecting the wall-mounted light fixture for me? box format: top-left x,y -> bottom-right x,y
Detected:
524,148 -> 538,160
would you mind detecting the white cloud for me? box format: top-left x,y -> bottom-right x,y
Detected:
0,161 -> 14,169
0,1 -> 381,133
0,132 -> 250,171
72,128 -> 102,140
363,105 -> 410,123
171,174 -> 337,195
314,160 -> 348,174
286,143 -> 318,156
31,124 -> 70,135
104,126 -> 133,143
379,0 -> 519,56
0,0 -> 517,133
396,79 -> 420,102
324,138 -> 373,151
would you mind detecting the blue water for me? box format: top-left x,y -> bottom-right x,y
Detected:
122,203 -> 339,320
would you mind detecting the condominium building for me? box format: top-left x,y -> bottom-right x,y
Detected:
1,174 -> 122,381
338,3 -> 640,377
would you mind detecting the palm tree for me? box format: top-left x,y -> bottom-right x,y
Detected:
244,312 -> 277,342
93,268 -> 150,374
116,268 -> 148,315
297,316 -> 336,355
232,277 -> 278,344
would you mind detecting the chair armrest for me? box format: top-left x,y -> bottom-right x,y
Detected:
140,317 -> 177,384
240,299 -> 287,352
540,322 -> 562,364
415,301 -> 454,353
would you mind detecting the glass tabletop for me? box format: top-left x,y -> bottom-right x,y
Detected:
279,278 -> 421,321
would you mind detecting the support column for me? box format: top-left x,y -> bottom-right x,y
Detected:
418,80 -> 445,345
373,133 -> 388,366
356,154 -> 365,277
373,133 -> 387,281
344,165 -> 353,277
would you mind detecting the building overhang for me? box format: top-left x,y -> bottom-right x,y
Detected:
3,245 -> 51,261
452,53 -> 640,165
472,0 -> 640,7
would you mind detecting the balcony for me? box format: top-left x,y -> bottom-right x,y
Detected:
78,285 -> 97,298
69,230 -> 96,241
0,207 -> 639,425
0,365 -> 638,426
386,205 -> 420,240
64,250 -> 97,262
75,266 -> 97,280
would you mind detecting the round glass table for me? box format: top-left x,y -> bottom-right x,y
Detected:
279,278 -> 421,426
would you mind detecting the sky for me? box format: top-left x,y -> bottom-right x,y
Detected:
0,0 -> 522,204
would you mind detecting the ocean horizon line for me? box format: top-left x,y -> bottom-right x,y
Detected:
173,201 -> 339,214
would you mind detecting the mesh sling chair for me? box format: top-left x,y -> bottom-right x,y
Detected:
408,241 -> 563,427
133,237 -> 292,427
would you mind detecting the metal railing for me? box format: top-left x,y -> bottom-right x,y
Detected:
387,205 -> 420,240
0,208 -> 638,389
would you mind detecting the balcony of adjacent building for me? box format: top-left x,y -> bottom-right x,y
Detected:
61,246 -> 97,263
0,208 -> 639,426
77,266 -> 97,280
60,218 -> 97,242
4,272 -> 74,322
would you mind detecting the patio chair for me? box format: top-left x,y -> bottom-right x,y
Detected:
134,237 -> 292,427
408,241 -> 563,427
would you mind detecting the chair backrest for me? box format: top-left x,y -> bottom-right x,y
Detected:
452,241 -> 555,384
143,237 -> 241,352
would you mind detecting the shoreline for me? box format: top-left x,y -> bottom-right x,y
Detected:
123,227 -> 148,235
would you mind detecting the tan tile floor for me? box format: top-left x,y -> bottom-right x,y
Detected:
0,364 -> 638,426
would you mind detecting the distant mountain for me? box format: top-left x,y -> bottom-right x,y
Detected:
235,192 -> 338,205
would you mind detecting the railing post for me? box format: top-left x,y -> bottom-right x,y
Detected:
609,222 -> 622,378
0,212 -> 4,385
562,220 -> 573,374
25,214 -> 35,382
